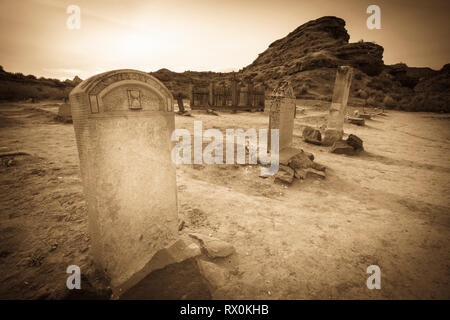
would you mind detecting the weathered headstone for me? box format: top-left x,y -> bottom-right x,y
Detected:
57,103 -> 72,122
69,69 -> 178,293
323,66 -> 353,146
268,81 -> 296,151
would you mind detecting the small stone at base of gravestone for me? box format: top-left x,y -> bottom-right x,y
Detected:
302,126 -> 322,145
305,168 -> 326,179
311,162 -> 326,172
274,165 -> 295,184
113,236 -> 201,298
288,152 -> 314,170
189,233 -> 235,258
321,129 -> 343,146
196,259 -> 228,291
303,150 -> 314,161
330,140 -> 355,155
294,168 -> 307,180
346,134 -> 364,151
279,147 -> 303,165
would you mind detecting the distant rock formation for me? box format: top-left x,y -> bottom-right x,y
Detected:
1,16 -> 448,112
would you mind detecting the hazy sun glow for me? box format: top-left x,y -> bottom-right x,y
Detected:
0,0 -> 449,80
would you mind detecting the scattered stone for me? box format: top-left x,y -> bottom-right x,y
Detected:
321,129 -> 343,146
330,140 -> 355,155
274,165 -> 295,184
288,152 -> 313,170
311,162 -> 326,172
303,150 -> 314,161
360,113 -> 371,119
113,236 -> 202,298
189,233 -> 235,258
196,259 -> 228,291
302,126 -> 322,145
305,168 -> 326,179
279,147 -> 303,165
348,117 -> 365,126
346,134 -> 364,151
206,109 -> 219,116
294,168 -> 307,180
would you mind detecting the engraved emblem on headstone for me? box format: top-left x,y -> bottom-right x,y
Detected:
127,89 -> 142,110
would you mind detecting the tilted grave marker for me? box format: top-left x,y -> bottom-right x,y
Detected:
69,69 -> 178,292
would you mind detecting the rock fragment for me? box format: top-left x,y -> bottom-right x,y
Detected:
189,233 -> 235,258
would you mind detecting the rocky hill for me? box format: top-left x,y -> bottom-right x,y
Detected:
0,66 -> 80,101
1,16 -> 448,112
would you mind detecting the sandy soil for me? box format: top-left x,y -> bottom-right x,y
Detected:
0,100 -> 449,299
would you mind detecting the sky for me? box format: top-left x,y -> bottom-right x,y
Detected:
0,0 -> 449,80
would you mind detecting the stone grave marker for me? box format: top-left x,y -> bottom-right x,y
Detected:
69,69 -> 178,294
268,81 -> 296,151
323,66 -> 354,145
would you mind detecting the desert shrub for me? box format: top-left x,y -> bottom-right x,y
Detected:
367,96 -> 378,107
298,84 -> 308,95
367,76 -> 392,92
383,95 -> 396,109
356,89 -> 368,99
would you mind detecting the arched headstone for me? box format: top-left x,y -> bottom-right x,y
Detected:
69,69 -> 178,291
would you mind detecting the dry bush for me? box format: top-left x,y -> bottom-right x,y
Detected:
383,95 -> 397,109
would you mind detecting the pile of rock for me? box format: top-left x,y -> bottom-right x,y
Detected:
274,148 -> 326,184
302,125 -> 364,156
330,134 -> 364,155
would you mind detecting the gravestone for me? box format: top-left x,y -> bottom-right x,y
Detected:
268,81 -> 296,150
323,66 -> 354,146
57,103 -> 72,122
69,69 -> 178,294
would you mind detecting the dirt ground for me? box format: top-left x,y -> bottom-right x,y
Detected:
0,100 -> 449,299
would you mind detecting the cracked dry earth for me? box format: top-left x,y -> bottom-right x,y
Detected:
0,101 -> 449,299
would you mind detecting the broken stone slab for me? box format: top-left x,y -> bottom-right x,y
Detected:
311,162 -> 326,172
112,235 -> 201,298
274,165 -> 295,184
346,134 -> 364,151
279,147 -> 303,165
294,167 -> 326,180
294,168 -> 307,180
305,168 -> 326,179
196,259 -> 228,291
330,140 -> 356,155
279,147 -> 314,166
288,152 -> 314,170
348,117 -> 365,126
302,126 -> 322,145
359,113 -> 371,120
321,129 -> 343,146
189,233 -> 235,258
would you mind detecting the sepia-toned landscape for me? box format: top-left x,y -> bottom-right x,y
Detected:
0,2 -> 449,301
